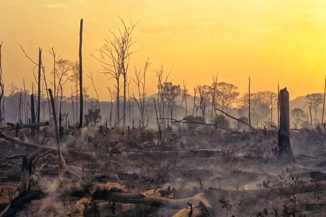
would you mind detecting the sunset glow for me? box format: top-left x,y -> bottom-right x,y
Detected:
1,0 -> 326,99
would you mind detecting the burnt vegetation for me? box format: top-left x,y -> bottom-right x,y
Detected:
0,19 -> 326,217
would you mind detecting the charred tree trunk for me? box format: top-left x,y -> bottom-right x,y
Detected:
154,98 -> 162,140
322,75 -> 326,125
277,82 -> 280,128
19,156 -> 33,194
48,88 -> 67,178
37,48 -> 42,131
116,78 -> 120,126
48,89 -> 60,145
192,88 -> 196,116
30,94 -> 35,136
123,74 -> 126,128
18,91 -> 22,123
0,43 -> 4,124
59,111 -> 63,139
278,88 -> 294,162
71,93 -> 75,124
248,77 -> 251,127
128,99 -> 131,126
185,96 -> 188,117
0,149 -> 49,217
79,18 -> 84,128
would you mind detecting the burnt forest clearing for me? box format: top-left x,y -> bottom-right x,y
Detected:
0,17 -> 326,217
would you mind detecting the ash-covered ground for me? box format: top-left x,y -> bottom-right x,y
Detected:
0,125 -> 325,217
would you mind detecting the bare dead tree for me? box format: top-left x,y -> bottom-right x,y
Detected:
95,37 -> 120,125
17,45 -> 39,124
210,76 -> 218,121
156,67 -> 171,129
48,88 -> 67,179
94,19 -> 135,128
88,72 -> 100,109
50,48 -> 57,103
107,87 -> 116,127
181,81 -> 188,118
23,80 -> 28,123
37,48 -> 42,130
67,61 -> 80,125
70,89 -> 75,124
196,85 -> 210,120
322,75 -> 326,125
277,82 -> 280,127
30,93 -> 35,136
53,59 -> 76,130
18,45 -> 44,125
154,98 -> 162,139
127,80 -> 131,125
119,20 -> 136,128
131,59 -> 149,128
0,42 -> 4,123
79,18 -> 84,128
18,89 -> 22,123
248,77 -> 251,127
157,69 -> 164,127
41,60 -> 52,120
193,87 -> 197,116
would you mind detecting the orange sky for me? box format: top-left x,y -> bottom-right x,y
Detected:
1,0 -> 326,100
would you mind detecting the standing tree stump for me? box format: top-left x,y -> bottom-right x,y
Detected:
278,88 -> 295,162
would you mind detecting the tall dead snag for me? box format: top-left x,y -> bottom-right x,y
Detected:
79,18 -> 84,128
132,59 -> 149,128
322,75 -> 326,125
278,88 -> 294,162
277,82 -> 280,127
154,98 -> 162,140
248,77 -> 251,127
37,48 -> 42,130
181,81 -> 188,117
95,19 -> 135,127
192,87 -> 197,116
48,88 -> 67,179
30,94 -> 36,136
0,42 -> 4,124
119,20 -> 135,128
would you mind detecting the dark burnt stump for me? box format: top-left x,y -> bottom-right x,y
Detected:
278,88 -> 295,162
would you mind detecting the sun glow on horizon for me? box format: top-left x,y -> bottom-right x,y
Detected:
1,0 -> 326,99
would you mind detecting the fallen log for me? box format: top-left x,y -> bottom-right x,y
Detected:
159,117 -> 236,132
0,148 -> 51,217
1,122 -> 49,131
207,181 -> 326,204
0,190 -> 47,217
215,107 -> 256,131
0,131 -> 56,151
0,131 -> 95,160
93,192 -> 209,209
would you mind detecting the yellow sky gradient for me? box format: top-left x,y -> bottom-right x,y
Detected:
1,0 -> 326,100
